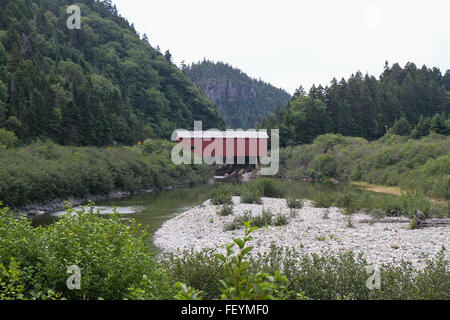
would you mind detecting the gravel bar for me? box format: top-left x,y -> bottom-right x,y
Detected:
154,197 -> 449,268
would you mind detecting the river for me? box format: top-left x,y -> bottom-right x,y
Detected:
31,179 -> 352,251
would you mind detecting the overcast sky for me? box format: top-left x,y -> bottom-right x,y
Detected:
112,0 -> 450,94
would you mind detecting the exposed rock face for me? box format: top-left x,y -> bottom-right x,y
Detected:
183,60 -> 291,129
202,80 -> 257,108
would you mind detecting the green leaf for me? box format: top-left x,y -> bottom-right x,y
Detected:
233,238 -> 245,249
241,246 -> 253,256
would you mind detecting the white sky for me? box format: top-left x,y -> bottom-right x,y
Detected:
112,0 -> 450,94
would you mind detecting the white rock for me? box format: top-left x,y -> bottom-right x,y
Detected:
153,196 -> 449,269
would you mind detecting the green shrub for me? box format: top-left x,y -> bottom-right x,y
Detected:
286,198 -> 303,209
210,187 -> 233,205
226,209 -> 288,230
217,204 -> 233,216
273,213 -> 289,226
225,210 -> 253,231
252,208 -> 273,227
0,203 -> 175,300
161,248 -> 224,300
175,222 -> 294,300
240,188 -> 262,204
0,128 -> 18,149
315,154 -> 337,178
309,189 -> 444,218
0,258 -> 25,300
252,178 -> 284,197
311,192 -> 334,208
289,209 -> 299,219
216,222 -> 291,300
224,221 -> 239,231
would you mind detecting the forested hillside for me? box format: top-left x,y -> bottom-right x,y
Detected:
260,62 -> 450,146
183,60 -> 291,129
0,0 -> 224,146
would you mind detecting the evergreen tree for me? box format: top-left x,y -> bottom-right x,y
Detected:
412,116 -> 431,138
430,113 -> 448,134
392,116 -> 412,136
443,70 -> 450,91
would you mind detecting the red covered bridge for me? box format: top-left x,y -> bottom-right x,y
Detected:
174,130 -> 268,159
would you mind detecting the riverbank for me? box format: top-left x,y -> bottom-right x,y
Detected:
21,186 -> 188,216
0,139 -> 213,210
278,133 -> 450,201
154,196 -> 450,268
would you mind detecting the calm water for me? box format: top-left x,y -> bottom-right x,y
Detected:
32,179 -> 351,251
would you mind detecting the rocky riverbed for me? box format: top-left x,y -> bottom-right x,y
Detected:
154,197 -> 449,268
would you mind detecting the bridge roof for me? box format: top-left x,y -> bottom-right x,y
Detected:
174,130 -> 268,140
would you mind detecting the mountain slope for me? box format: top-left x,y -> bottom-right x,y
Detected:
183,60 -> 291,129
0,0 -> 224,146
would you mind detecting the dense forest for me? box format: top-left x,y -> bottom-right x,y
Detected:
0,0 -> 225,146
260,62 -> 450,146
183,60 -> 291,129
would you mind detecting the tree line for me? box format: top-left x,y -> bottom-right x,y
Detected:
260,62 -> 450,146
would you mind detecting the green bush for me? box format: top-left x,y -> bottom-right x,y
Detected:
240,188 -> 262,204
210,187 -> 233,205
311,192 -> 334,208
225,210 -> 253,231
0,258 -> 26,300
0,128 -> 18,149
224,208 -> 290,230
286,198 -> 303,209
252,178 -> 284,197
273,213 -> 289,226
0,203 -> 175,300
399,155 -> 450,200
161,248 -> 224,300
217,204 -> 233,216
174,222 -> 295,300
252,208 -> 274,227
315,154 -> 337,178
